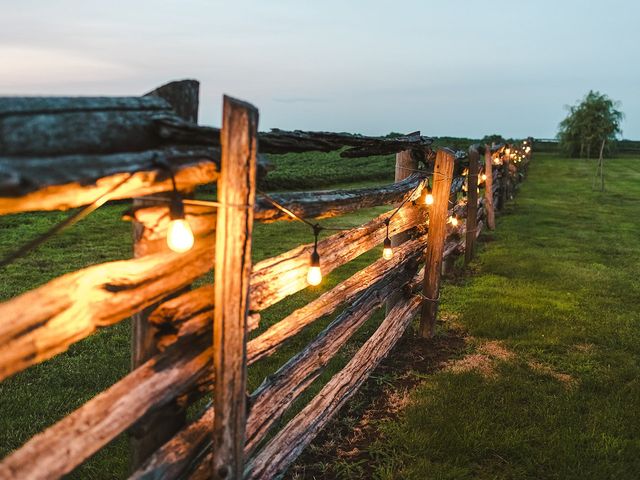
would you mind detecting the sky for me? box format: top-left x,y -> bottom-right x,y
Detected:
1,0 -> 639,139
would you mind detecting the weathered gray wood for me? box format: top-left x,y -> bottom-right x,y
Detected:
245,252 -> 421,454
419,149 -> 455,338
212,96 -> 258,480
0,95 -> 174,156
0,241 -> 214,382
250,202 -> 426,311
0,337 -> 211,480
244,295 -> 422,480
0,146 -> 219,214
465,146 -> 479,264
255,173 -> 426,222
156,124 -> 433,157
130,80 -> 200,469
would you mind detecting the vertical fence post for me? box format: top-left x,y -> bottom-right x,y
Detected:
130,80 -> 199,468
498,148 -> 509,211
483,146 -> 496,230
386,147 -> 418,314
213,96 -> 258,480
465,146 -> 479,265
419,149 -> 454,338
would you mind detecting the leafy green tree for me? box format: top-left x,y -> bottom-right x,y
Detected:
557,91 -> 624,158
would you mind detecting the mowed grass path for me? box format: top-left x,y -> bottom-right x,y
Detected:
365,155 -> 640,479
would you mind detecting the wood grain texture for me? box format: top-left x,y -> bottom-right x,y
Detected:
212,96 -> 258,480
0,147 -> 218,214
244,295 -> 422,480
245,253 -> 420,454
419,149 -> 455,337
0,240 -> 214,382
0,337 -> 211,480
254,173 -> 426,223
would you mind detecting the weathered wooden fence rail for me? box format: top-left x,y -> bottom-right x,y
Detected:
0,79 -> 532,479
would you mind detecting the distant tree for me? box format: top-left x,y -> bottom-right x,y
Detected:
481,134 -> 506,146
557,91 -> 624,158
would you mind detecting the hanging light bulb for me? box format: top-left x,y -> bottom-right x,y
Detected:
167,194 -> 194,253
382,219 -> 393,259
307,250 -> 322,286
425,191 -> 434,206
307,224 -> 323,286
481,173 -> 487,182
449,214 -> 459,227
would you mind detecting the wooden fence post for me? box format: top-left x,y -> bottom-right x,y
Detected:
419,149 -> 454,338
385,147 -> 418,314
213,96 -> 258,480
130,79 -> 199,468
498,148 -> 509,211
483,146 -> 496,230
465,146 -> 479,265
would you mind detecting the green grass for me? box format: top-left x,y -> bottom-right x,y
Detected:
361,154 -> 640,479
1,153 -> 640,479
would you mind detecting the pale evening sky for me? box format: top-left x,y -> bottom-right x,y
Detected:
1,0 -> 638,139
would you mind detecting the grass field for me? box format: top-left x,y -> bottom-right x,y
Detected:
1,153 -> 639,479
314,154 -> 640,479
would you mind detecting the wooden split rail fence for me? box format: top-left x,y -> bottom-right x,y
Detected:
0,79 -> 532,479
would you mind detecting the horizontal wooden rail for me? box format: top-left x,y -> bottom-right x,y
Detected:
246,253 -> 421,454
0,148 -> 219,215
243,295 -> 422,479
254,173 -> 426,223
0,240 -> 214,382
0,336 -> 211,480
155,121 -> 434,157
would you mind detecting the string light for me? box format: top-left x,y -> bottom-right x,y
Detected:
382,219 -> 393,260
160,162 -> 195,254
481,173 -> 487,182
448,214 -> 459,227
307,224 -> 323,286
167,193 -> 194,253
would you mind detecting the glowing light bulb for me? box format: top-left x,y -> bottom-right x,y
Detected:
167,195 -> 194,253
307,249 -> 322,286
307,266 -> 322,286
481,173 -> 487,182
167,219 -> 194,253
425,193 -> 434,205
382,237 -> 393,260
449,215 -> 459,227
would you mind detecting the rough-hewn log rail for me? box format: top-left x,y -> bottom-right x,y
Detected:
0,336 -> 211,480
129,172 -> 427,232
243,294 -> 422,480
246,254 -> 421,454
0,147 -> 219,215
155,121 -> 434,157
0,240 -> 214,382
254,173 -> 426,222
